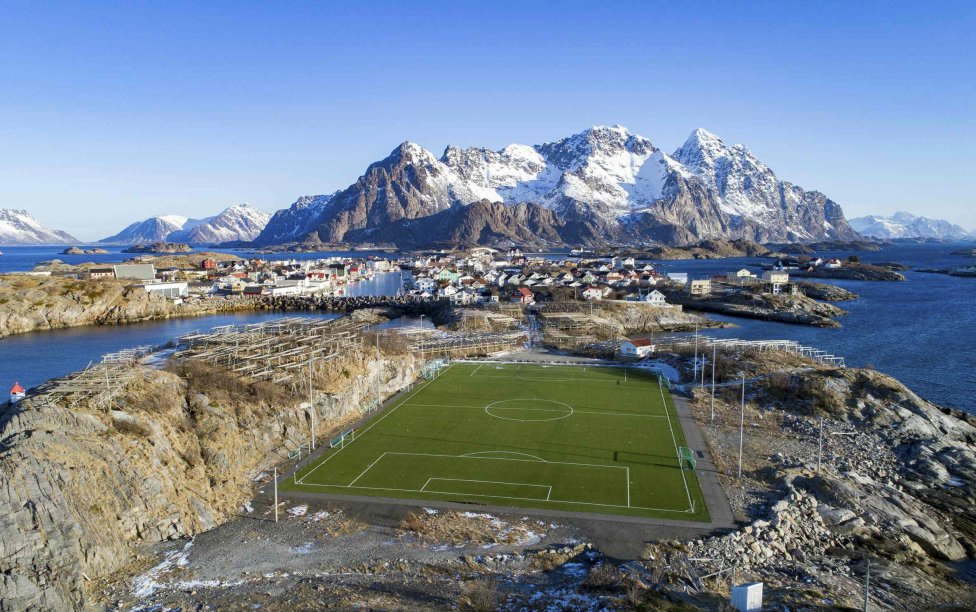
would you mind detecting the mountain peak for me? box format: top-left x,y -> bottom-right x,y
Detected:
0,208 -> 79,245
683,128 -> 725,150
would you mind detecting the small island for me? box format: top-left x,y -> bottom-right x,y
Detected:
61,246 -> 109,255
122,242 -> 193,254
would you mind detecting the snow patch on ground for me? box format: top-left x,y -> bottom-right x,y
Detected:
287,505 -> 308,517
132,540 -> 193,598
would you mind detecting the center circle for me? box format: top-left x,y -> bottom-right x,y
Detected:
484,399 -> 574,422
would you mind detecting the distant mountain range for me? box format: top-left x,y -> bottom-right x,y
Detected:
254,125 -> 858,248
0,209 -> 78,245
849,212 -> 972,240
99,204 -> 270,245
10,127 -> 972,249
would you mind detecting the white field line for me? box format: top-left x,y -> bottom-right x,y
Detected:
462,451 -> 546,461
658,380 -> 694,513
380,451 -> 628,472
347,451 -> 389,486
338,451 -> 629,508
296,365 -> 452,485
470,363 -> 485,376
296,481 -> 693,513
421,478 -> 552,501
403,402 -> 668,419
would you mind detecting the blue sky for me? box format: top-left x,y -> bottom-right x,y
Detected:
1,1 -> 973,240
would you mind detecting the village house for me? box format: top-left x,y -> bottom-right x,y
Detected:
86,267 -> 115,280
643,289 -> 669,306
582,285 -> 610,300
727,268 -> 756,283
761,270 -> 790,294
619,337 -> 654,358
689,279 -> 712,296
511,287 -> 535,304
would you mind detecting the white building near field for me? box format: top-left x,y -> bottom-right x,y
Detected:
620,337 -> 654,358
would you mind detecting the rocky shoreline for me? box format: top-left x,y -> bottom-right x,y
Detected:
667,290 -> 847,327
790,263 -> 907,281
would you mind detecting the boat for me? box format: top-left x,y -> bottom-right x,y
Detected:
9,381 -> 26,404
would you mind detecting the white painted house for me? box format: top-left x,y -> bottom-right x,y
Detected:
620,337 -> 654,358
643,289 -> 669,307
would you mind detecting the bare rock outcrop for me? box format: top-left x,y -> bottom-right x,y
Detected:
0,350 -> 419,610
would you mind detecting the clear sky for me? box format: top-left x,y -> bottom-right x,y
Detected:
1,1 -> 973,240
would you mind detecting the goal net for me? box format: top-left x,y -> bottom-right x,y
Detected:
679,446 -> 697,471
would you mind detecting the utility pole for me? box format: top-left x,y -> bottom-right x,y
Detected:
817,417 -> 824,473
710,344 -> 717,422
693,323 -> 699,384
273,466 -> 278,523
738,375 -> 745,479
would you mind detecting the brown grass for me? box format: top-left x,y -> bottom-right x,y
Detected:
462,577 -> 501,612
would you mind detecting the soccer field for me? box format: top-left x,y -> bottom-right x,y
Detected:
284,362 -> 709,522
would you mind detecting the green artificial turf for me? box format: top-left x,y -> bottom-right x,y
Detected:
284,362 -> 709,522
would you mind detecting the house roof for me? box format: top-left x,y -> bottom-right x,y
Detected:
514,287 -> 534,297
626,337 -> 653,347
10,381 -> 25,394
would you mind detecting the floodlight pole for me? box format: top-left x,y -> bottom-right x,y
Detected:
710,344 -> 717,422
693,323 -> 699,384
738,375 -> 745,479
273,466 -> 278,523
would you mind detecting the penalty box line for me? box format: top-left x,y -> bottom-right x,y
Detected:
296,365 -> 453,485
421,478 -> 554,501
342,451 -> 629,506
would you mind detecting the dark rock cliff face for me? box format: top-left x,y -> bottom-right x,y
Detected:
314,143 -> 481,243
345,200 -> 568,248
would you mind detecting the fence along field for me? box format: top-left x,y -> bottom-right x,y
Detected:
285,363 -> 709,521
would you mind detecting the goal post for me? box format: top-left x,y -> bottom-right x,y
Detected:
679,446 -> 697,471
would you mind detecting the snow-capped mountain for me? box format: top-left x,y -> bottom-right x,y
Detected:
849,212 -> 971,240
253,126 -> 859,247
258,194 -> 337,245
99,215 -> 191,244
0,209 -> 79,245
165,204 -> 271,244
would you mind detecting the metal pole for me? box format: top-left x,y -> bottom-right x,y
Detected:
419,314 -> 425,359
863,558 -> 870,611
817,417 -> 824,473
701,347 -> 706,389
376,331 -> 381,408
738,375 -> 745,479
273,466 -> 278,523
309,358 -> 315,451
693,323 -> 699,384
710,344 -> 716,422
